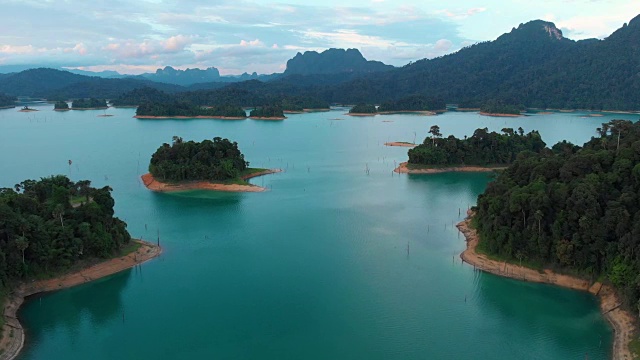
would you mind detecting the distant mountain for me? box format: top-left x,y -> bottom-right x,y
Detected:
141,66 -> 221,86
284,48 -> 394,76
0,68 -> 184,99
65,69 -> 126,78
326,17 -> 640,110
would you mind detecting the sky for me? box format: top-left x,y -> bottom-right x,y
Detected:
0,0 -> 638,75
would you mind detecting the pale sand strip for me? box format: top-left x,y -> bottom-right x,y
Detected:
394,162 -> 506,174
0,240 -> 161,360
479,112 -> 522,117
141,169 -> 282,193
457,213 -> 635,360
384,142 -> 417,147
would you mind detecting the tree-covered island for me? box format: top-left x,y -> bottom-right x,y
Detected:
281,96 -> 330,113
377,95 -> 445,114
71,98 -> 108,110
54,101 -> 69,111
404,126 -> 545,171
348,104 -> 377,115
249,105 -> 286,119
136,101 -> 247,119
143,136 -> 279,192
479,99 -> 524,116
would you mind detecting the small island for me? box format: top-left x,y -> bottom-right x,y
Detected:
0,93 -> 17,109
377,95 -> 445,115
384,142 -> 417,147
142,136 -> 280,193
469,120 -> 640,359
282,96 -> 330,113
0,175 -> 161,358
479,99 -> 523,117
18,105 -> 38,112
249,105 -> 286,120
396,125 -> 545,173
348,104 -> 377,116
71,98 -> 108,110
136,100 -> 247,119
54,100 -> 70,111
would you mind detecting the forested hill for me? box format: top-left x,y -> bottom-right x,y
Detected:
284,48 -> 394,75
474,119 -> 640,307
329,17 -> 640,109
0,68 -> 183,99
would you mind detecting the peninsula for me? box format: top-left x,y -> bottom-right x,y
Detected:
469,120 -> 640,358
143,136 -> 280,192
53,100 -> 69,111
0,176 -> 160,359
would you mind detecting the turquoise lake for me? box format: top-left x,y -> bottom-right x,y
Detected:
2,105 -> 637,359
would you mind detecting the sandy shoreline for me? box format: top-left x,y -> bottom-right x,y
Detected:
141,169 -> 281,193
479,112 -> 522,117
378,110 -> 436,116
0,106 -> 15,110
346,113 -> 377,116
135,115 -> 246,120
70,107 -> 109,110
384,142 -> 417,147
394,162 -> 506,174
249,116 -> 287,120
53,109 -> 70,112
457,213 -> 635,360
17,109 -> 38,113
0,239 -> 162,360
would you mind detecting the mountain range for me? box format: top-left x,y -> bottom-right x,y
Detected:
0,16 -> 639,110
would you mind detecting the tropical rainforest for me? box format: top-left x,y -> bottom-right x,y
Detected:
474,120 -> 640,307
377,95 -> 445,112
54,101 -> 69,110
408,126 -> 546,166
149,137 -> 249,182
0,176 -> 131,287
479,100 -> 523,115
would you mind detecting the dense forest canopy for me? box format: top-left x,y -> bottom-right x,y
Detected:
378,95 -> 445,112
408,126 -> 546,166
0,93 -> 16,108
54,101 -> 69,110
137,100 -> 246,118
480,100 -> 523,115
0,176 -> 131,287
249,105 -> 284,118
111,87 -> 171,106
149,137 -> 249,182
349,104 -> 377,114
281,96 -> 329,111
71,98 -> 107,109
474,120 -> 640,307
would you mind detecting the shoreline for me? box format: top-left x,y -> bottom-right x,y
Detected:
70,107 -> 109,111
53,108 -> 70,112
479,112 -> 522,117
457,213 -> 635,360
134,115 -> 247,120
141,169 -> 282,193
394,162 -> 506,174
346,113 -> 377,116
249,116 -> 286,120
0,106 -> 15,110
384,142 -> 417,147
17,109 -> 38,113
378,110 -> 436,116
0,239 -> 162,360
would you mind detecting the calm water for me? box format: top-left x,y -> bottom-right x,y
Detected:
1,105 -> 635,359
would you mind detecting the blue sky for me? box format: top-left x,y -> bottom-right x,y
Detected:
0,0 -> 638,75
